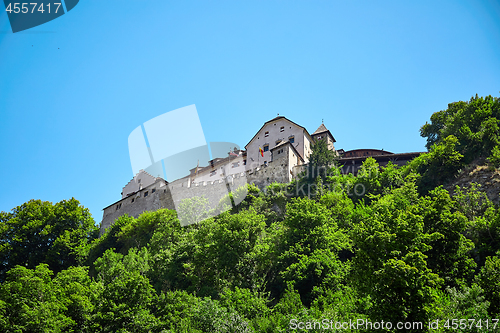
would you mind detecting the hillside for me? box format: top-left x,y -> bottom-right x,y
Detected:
445,159 -> 500,205
0,94 -> 499,332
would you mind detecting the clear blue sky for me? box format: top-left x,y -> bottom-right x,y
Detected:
1,0 -> 499,223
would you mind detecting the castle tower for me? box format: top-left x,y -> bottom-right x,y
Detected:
312,123 -> 336,152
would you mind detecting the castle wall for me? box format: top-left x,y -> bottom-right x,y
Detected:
168,161 -> 292,212
167,173 -> 247,212
247,146 -> 293,188
192,154 -> 246,184
100,180 -> 171,234
101,160 -> 295,233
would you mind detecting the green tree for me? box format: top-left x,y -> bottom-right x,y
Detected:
350,182 -> 443,323
86,213 -> 135,271
153,290 -> 201,332
147,209 -> 189,293
278,197 -> 350,306
53,266 -> 97,332
306,136 -> 337,182
182,208 -> 266,296
192,298 -> 253,333
92,248 -> 158,332
0,264 -> 73,333
476,253 -> 500,316
177,196 -> 211,226
404,135 -> 464,194
420,94 -> 500,163
353,157 -> 382,200
432,284 -> 493,333
421,187 -> 477,288
0,198 -> 98,281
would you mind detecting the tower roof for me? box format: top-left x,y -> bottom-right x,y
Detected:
312,123 -> 336,142
312,123 -> 328,135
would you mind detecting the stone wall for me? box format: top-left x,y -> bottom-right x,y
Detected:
100,159 -> 295,233
100,180 -> 170,234
167,160 -> 291,212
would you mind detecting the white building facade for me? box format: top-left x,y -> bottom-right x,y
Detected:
245,116 -> 314,170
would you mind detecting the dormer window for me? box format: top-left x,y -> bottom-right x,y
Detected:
265,131 -> 269,137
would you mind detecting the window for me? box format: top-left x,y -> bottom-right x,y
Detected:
131,198 -> 135,203
264,161 -> 268,166
144,191 -> 148,197
152,188 -> 156,193
232,162 -> 239,168
280,126 -> 284,132
243,159 -> 247,165
265,131 -> 269,137
289,137 -> 295,143
263,145 -> 269,152
138,179 -> 141,183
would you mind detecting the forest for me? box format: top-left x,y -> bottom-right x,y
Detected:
1,94 -> 500,332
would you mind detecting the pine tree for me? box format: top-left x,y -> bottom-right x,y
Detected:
307,137 -> 337,181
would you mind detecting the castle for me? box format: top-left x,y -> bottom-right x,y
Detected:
100,116 -> 422,232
